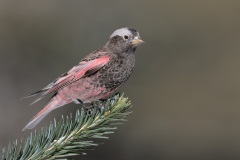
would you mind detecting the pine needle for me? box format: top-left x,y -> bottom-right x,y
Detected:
2,93 -> 132,160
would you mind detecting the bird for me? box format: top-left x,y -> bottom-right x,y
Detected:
22,27 -> 144,131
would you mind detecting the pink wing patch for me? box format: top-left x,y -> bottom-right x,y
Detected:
26,54 -> 110,104
45,54 -> 110,95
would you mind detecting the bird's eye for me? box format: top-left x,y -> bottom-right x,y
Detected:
124,35 -> 129,39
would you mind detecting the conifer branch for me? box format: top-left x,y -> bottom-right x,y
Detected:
2,93 -> 132,160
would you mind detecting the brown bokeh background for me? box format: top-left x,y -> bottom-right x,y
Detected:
1,0 -> 240,160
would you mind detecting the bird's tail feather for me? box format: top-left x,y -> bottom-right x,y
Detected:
21,89 -> 48,105
22,95 -> 71,131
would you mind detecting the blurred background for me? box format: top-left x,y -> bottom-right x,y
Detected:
0,0 -> 240,159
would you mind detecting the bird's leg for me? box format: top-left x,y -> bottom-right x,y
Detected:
82,103 -> 95,115
82,100 -> 106,115
93,99 -> 106,112
82,97 -> 111,115
82,102 -> 93,109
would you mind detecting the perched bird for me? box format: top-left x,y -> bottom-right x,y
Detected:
23,27 -> 144,130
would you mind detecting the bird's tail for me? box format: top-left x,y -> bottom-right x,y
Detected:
22,95 -> 71,131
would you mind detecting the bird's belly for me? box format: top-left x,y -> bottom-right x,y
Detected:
59,75 -> 118,103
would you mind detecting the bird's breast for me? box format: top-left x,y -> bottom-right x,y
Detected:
98,53 -> 135,90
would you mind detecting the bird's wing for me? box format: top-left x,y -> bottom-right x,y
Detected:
26,54 -> 110,104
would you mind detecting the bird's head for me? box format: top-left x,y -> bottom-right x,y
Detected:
106,27 -> 144,53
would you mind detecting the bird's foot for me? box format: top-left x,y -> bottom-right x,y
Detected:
87,108 -> 93,116
82,103 -> 94,116
83,100 -> 106,116
93,100 -> 106,110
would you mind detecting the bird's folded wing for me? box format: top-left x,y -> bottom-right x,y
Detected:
26,54 -> 110,104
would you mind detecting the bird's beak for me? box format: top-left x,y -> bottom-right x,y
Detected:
131,37 -> 144,45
